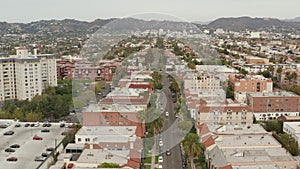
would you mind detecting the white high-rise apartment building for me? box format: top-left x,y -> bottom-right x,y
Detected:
0,47 -> 57,101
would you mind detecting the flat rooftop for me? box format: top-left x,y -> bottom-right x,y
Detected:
107,88 -> 140,97
76,149 -> 129,165
212,124 -> 268,135
248,91 -> 299,97
223,148 -> 295,164
84,103 -> 143,112
76,126 -> 136,137
215,134 -> 281,149
284,122 -> 300,133
232,164 -> 281,169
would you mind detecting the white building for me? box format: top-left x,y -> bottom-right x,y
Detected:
0,47 -> 57,101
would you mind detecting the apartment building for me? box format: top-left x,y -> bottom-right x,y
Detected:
196,99 -> 253,125
82,104 -> 146,137
184,73 -> 222,92
229,74 -> 273,93
0,47 -> 57,101
197,124 -> 298,169
246,91 -> 300,121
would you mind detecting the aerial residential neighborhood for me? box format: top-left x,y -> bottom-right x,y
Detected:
0,1 -> 300,169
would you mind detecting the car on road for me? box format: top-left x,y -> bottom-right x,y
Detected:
166,149 -> 171,156
24,123 -> 30,127
0,124 -> 8,128
10,144 -> 20,148
60,123 -> 65,128
158,164 -> 163,169
159,140 -> 163,147
34,156 -> 45,162
41,152 -> 50,157
5,148 -> 15,152
46,147 -> 55,152
67,163 -> 74,169
165,111 -> 169,117
34,122 -> 40,127
41,129 -> 50,133
7,157 -> 18,161
30,123 -> 35,127
175,114 -> 179,118
4,130 -> 14,135
15,123 -> 21,127
33,135 -> 43,140
158,156 -> 163,163
42,123 -> 51,127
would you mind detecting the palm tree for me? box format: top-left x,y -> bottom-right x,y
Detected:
148,116 -> 164,134
183,133 -> 202,169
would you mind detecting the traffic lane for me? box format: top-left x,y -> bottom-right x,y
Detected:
161,80 -> 183,168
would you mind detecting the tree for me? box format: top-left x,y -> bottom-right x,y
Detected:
148,115 -> 164,134
258,70 -> 271,78
183,133 -> 202,169
239,68 -> 248,75
178,120 -> 193,134
97,162 -> 120,168
226,86 -> 234,99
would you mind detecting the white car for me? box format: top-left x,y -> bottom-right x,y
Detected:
158,164 -> 163,169
158,156 -> 163,163
159,140 -> 163,147
165,111 -> 169,117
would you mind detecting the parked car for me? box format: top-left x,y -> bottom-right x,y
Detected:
46,147 -> 55,152
24,123 -> 30,127
33,135 -> 43,140
5,148 -> 15,152
4,131 -> 14,135
7,157 -> 18,161
41,152 -> 49,157
34,156 -> 45,162
158,156 -> 163,163
10,144 -> 20,148
15,123 -> 21,127
30,123 -> 35,127
158,164 -> 163,169
42,123 -> 51,127
41,129 -> 50,133
34,122 -> 40,127
60,123 -> 65,128
0,124 -> 8,128
159,140 -> 163,147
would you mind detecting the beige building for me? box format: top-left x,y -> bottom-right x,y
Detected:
197,124 -> 298,169
196,100 -> 253,125
184,73 -> 222,92
0,47 -> 57,101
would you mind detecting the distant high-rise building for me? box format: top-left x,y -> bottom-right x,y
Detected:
0,47 -> 57,101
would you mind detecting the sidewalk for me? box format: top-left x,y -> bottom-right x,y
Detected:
151,134 -> 157,169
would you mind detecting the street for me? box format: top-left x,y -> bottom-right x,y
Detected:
159,73 -> 184,169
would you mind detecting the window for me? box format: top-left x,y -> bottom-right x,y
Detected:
85,138 -> 90,142
78,138 -> 81,142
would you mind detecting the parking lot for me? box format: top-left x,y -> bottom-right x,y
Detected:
0,121 -> 67,169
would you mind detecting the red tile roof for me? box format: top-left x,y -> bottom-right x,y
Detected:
218,165 -> 233,169
202,135 -> 215,148
197,123 -> 211,135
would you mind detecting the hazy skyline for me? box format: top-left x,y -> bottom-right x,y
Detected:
0,0 -> 299,23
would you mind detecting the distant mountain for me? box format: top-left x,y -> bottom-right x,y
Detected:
0,19 -> 114,35
208,16 -> 300,31
192,21 -> 210,25
284,17 -> 300,22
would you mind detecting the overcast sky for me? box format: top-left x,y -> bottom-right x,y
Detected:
1,0 -> 299,23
